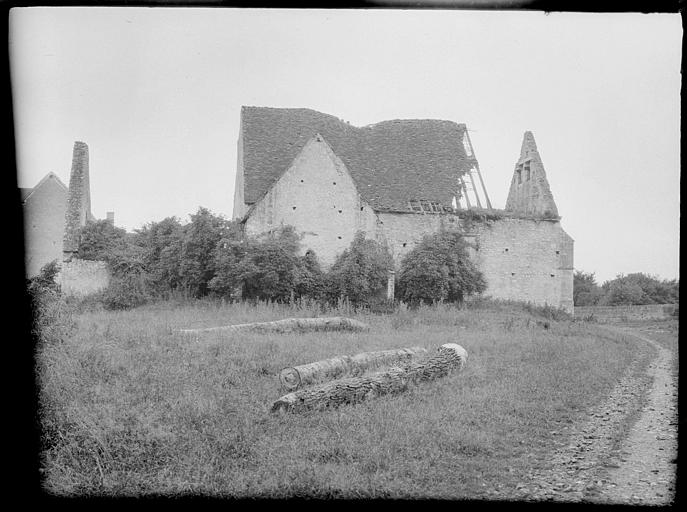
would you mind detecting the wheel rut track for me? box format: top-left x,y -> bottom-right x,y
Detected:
504,325 -> 678,504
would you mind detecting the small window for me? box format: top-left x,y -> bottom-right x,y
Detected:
402,243 -> 407,248
338,210 -> 342,213
504,248 -> 509,252
300,179 -> 304,183
360,206 -> 364,211
337,236 -> 342,239
511,272 -> 516,276
516,164 -> 523,184
292,206 -> 296,210
555,250 -> 560,255
333,182 -> 336,185
550,274 -> 555,277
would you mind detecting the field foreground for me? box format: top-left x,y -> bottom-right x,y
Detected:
37,300 -> 658,498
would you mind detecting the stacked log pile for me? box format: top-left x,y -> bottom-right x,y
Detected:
176,316 -> 369,336
278,346 -> 429,391
271,343 -> 468,413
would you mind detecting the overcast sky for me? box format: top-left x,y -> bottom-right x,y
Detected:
10,7 -> 681,284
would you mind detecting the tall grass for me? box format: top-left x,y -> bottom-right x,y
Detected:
37,299 -> 644,497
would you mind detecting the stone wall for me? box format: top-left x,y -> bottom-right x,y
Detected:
376,212 -> 460,264
23,174 -> 68,277
59,258 -> 110,297
63,141 -> 94,256
505,132 -> 559,218
472,218 -> 574,313
574,304 -> 678,322
244,135 -> 378,267
232,121 -> 246,220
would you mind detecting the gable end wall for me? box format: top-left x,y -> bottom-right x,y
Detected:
244,136 -> 378,266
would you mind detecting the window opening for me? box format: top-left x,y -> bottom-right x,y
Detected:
524,161 -> 531,181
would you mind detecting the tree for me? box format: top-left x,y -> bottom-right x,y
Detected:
326,232 -> 393,306
133,217 -> 186,295
77,219 -> 128,263
599,279 -> 646,306
573,271 -> 603,306
599,273 -> 679,305
397,231 -> 486,305
294,249 -> 326,301
178,207 -> 237,297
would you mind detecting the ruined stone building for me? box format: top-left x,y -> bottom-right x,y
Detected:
21,141 -> 110,295
232,106 -> 574,313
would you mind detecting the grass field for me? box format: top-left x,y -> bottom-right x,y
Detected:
37,299 -> 650,497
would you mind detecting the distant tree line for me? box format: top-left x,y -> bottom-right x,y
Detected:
72,207 -> 486,310
573,270 -> 679,307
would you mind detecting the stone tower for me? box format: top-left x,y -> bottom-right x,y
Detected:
62,141 -> 94,259
505,132 -> 559,218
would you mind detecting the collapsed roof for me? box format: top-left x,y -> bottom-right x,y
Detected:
240,106 -> 476,212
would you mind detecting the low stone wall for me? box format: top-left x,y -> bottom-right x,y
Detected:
575,304 -> 678,322
59,258 -> 110,297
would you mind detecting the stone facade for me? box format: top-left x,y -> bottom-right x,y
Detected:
505,132 -> 559,218
244,136 -> 379,264
574,304 -> 678,322
22,141 -> 108,299
58,258 -> 110,296
63,141 -> 95,258
235,108 -> 574,313
22,173 -> 68,277
472,218 -> 574,312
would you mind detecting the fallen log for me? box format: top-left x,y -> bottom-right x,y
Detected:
176,316 -> 369,336
278,346 -> 429,391
271,344 -> 468,413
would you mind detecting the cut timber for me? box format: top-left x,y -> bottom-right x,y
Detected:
279,346 -> 429,391
271,344 -> 468,413
176,316 -> 369,336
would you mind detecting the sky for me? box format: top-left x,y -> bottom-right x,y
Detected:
9,7 -> 681,284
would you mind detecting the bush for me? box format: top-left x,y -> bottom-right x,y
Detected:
27,261 -> 75,346
77,219 -> 128,262
100,275 -> 151,310
209,225 -> 324,303
179,207 -> 237,297
325,232 -> 393,307
397,230 -> 486,305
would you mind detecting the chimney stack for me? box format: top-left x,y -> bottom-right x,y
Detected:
63,141 -> 93,259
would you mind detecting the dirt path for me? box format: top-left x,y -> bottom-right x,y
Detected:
507,323 -> 678,504
595,327 -> 678,505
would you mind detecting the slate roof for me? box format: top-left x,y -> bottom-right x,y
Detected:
240,107 -> 474,212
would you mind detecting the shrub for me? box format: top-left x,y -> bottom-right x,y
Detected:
294,249 -> 327,301
397,230 -> 486,305
209,225 -> 323,303
325,232 -> 393,307
77,219 -> 128,262
26,261 -> 74,346
132,216 -> 186,296
100,275 -> 150,310
179,207 -> 237,298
